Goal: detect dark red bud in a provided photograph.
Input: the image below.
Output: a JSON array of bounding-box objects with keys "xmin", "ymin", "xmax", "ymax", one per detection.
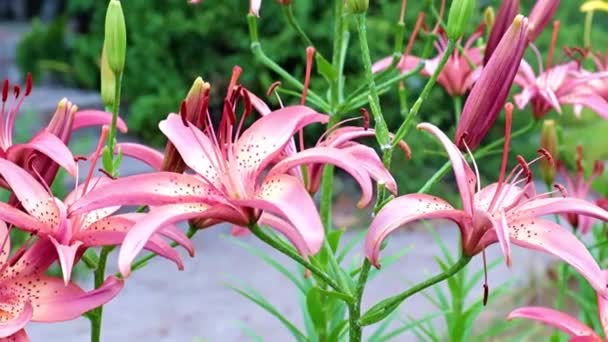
[
  {"xmin": 2, "ymin": 79, "xmax": 9, "ymax": 102},
  {"xmin": 25, "ymin": 73, "xmax": 33, "ymax": 96}
]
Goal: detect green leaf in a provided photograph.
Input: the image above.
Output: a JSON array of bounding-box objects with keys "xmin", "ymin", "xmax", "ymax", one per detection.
[
  {"xmin": 223, "ymin": 235, "xmax": 308, "ymax": 293},
  {"xmin": 227, "ymin": 282, "xmax": 309, "ymax": 342},
  {"xmin": 306, "ymin": 287, "xmax": 327, "ymax": 333},
  {"xmin": 316, "ymin": 287, "xmax": 354, "ymax": 304},
  {"xmin": 236, "ymin": 321, "xmax": 265, "ymax": 342},
  {"xmin": 337, "ymin": 230, "xmax": 366, "ymax": 263},
  {"xmin": 368, "ymin": 310, "xmax": 399, "ymax": 342},
  {"xmin": 328, "ymin": 229, "xmax": 345, "ymax": 253},
  {"xmin": 327, "ymin": 320, "xmax": 348, "ymax": 342},
  {"xmin": 374, "ymin": 312, "xmax": 442, "ymax": 342},
  {"xmin": 315, "ymin": 53, "xmax": 337, "ymax": 81}
]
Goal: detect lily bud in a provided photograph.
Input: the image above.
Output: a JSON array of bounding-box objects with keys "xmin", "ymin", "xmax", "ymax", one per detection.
[
  {"xmin": 100, "ymin": 44, "xmax": 116, "ymax": 108},
  {"xmin": 484, "ymin": 6, "xmax": 495, "ymax": 29},
  {"xmin": 528, "ymin": 0, "xmax": 560, "ymax": 42},
  {"xmin": 162, "ymin": 77, "xmax": 211, "ymax": 173},
  {"xmin": 345, "ymin": 0, "xmax": 369, "ymax": 14},
  {"xmin": 540, "ymin": 120, "xmax": 558, "ymax": 185},
  {"xmin": 456, "ymin": 15, "xmax": 528, "ymax": 149},
  {"xmin": 484, "ymin": 0, "xmax": 519, "ymax": 64},
  {"xmin": 446, "ymin": 0, "xmax": 476, "ymax": 40},
  {"xmin": 104, "ymin": 0, "xmax": 126, "ymax": 75}
]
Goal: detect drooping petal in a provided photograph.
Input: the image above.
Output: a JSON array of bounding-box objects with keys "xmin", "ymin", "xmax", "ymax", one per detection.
[
  {"xmin": 341, "ymin": 144, "xmax": 398, "ymax": 195},
  {"xmin": 508, "ymin": 306, "xmax": 597, "ymax": 338},
  {"xmin": 7, "ymin": 131, "xmax": 76, "ymax": 176},
  {"xmin": 118, "ymin": 203, "xmax": 241, "ymax": 276},
  {"xmin": 1, "ymin": 329, "xmax": 29, "ymax": 341},
  {"xmin": 561, "ymin": 93, "xmax": 608, "ymax": 120},
  {"xmin": 364, "ymin": 194, "xmax": 467, "ymax": 268},
  {"xmin": 235, "ymin": 106, "xmax": 328, "ymax": 183},
  {"xmin": 31, "ymin": 276, "xmax": 123, "ymax": 322},
  {"xmin": 509, "ymin": 218, "xmax": 608, "ymax": 297},
  {"xmin": 258, "ymin": 213, "xmax": 312, "ymax": 257},
  {"xmin": 70, "ymin": 172, "xmax": 218, "ymax": 214},
  {"xmin": 159, "ymin": 114, "xmax": 221, "ymax": 185},
  {"xmin": 417, "ymin": 123, "xmax": 476, "ymax": 216},
  {"xmin": 237, "ymin": 174, "xmax": 325, "ymax": 256},
  {"xmin": 72, "ymin": 109, "xmax": 127, "ymax": 133},
  {"xmin": 116, "ymin": 142, "xmax": 164, "ymax": 171},
  {"xmin": 0, "ymin": 221, "xmax": 10, "ymax": 265},
  {"xmin": 0, "ymin": 202, "xmax": 50, "ymax": 234},
  {"xmin": 49, "ymin": 237, "xmax": 82, "ymax": 285},
  {"xmin": 512, "ymin": 197, "xmax": 608, "ymax": 222},
  {"xmin": 0, "ymin": 159, "xmax": 58, "ymax": 226},
  {"xmin": 0, "ymin": 303, "xmax": 32, "ymax": 338},
  {"xmin": 268, "ymin": 146, "xmax": 373, "ymax": 208}
]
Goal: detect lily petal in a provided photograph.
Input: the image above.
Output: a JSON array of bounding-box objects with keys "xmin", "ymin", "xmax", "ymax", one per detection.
[
  {"xmin": 235, "ymin": 106, "xmax": 328, "ymax": 183},
  {"xmin": 0, "ymin": 303, "xmax": 32, "ymax": 338},
  {"xmin": 269, "ymin": 146, "xmax": 373, "ymax": 208},
  {"xmin": 508, "ymin": 306, "xmax": 597, "ymax": 338},
  {"xmin": 513, "ymin": 197, "xmax": 608, "ymax": 222},
  {"xmin": 365, "ymin": 194, "xmax": 466, "ymax": 268},
  {"xmin": 72, "ymin": 110, "xmax": 127, "ymax": 133},
  {"xmin": 31, "ymin": 276, "xmax": 123, "ymax": 322},
  {"xmin": 341, "ymin": 144, "xmax": 398, "ymax": 195},
  {"xmin": 237, "ymin": 174, "xmax": 324, "ymax": 256},
  {"xmin": 258, "ymin": 213, "xmax": 313, "ymax": 257},
  {"xmin": 116, "ymin": 143, "xmax": 164, "ymax": 171},
  {"xmin": 509, "ymin": 218, "xmax": 607, "ymax": 297},
  {"xmin": 70, "ymin": 172, "xmax": 217, "ymax": 214},
  {"xmin": 1, "ymin": 329, "xmax": 29, "ymax": 341},
  {"xmin": 417, "ymin": 123, "xmax": 476, "ymax": 216},
  {"xmin": 0, "ymin": 202, "xmax": 49, "ymax": 234},
  {"xmin": 49, "ymin": 237, "xmax": 82, "ymax": 285},
  {"xmin": 7, "ymin": 130, "xmax": 76, "ymax": 176}
]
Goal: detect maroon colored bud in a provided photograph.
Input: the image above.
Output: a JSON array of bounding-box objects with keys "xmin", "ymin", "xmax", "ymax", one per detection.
[
  {"xmin": 484, "ymin": 0, "xmax": 519, "ymax": 64},
  {"xmin": 25, "ymin": 73, "xmax": 32, "ymax": 96},
  {"xmin": 528, "ymin": 0, "xmax": 560, "ymax": 42},
  {"xmin": 455, "ymin": 15, "xmax": 529, "ymax": 149}
]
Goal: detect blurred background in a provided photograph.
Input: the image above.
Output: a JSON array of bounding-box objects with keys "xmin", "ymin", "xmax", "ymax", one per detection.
[{"xmin": 1, "ymin": 0, "xmax": 607, "ymax": 340}]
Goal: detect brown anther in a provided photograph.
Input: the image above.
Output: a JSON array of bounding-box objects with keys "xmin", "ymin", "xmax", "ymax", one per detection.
[
  {"xmin": 576, "ymin": 145, "xmax": 584, "ymax": 172},
  {"xmin": 516, "ymin": 155, "xmax": 532, "ymax": 183},
  {"xmin": 266, "ymin": 81, "xmax": 282, "ymax": 97},
  {"xmin": 2, "ymin": 79, "xmax": 9, "ymax": 102},
  {"xmin": 483, "ymin": 284, "xmax": 489, "ymax": 306},
  {"xmin": 180, "ymin": 100, "xmax": 189, "ymax": 127},
  {"xmin": 25, "ymin": 72, "xmax": 33, "ymax": 96},
  {"xmin": 74, "ymin": 155, "xmax": 88, "ymax": 162},
  {"xmin": 593, "ymin": 160, "xmax": 605, "ymax": 176},
  {"xmin": 553, "ymin": 184, "xmax": 568, "ymax": 197},
  {"xmin": 360, "ymin": 108, "xmax": 370, "ymax": 130},
  {"xmin": 537, "ymin": 148, "xmax": 554, "ymax": 166},
  {"xmin": 98, "ymin": 168, "xmax": 116, "ymax": 180}
]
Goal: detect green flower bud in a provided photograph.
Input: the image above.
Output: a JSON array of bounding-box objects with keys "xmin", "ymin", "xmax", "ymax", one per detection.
[
  {"xmin": 540, "ymin": 120, "xmax": 558, "ymax": 185},
  {"xmin": 104, "ymin": 0, "xmax": 126, "ymax": 75},
  {"xmin": 100, "ymin": 44, "xmax": 116, "ymax": 108},
  {"xmin": 345, "ymin": 0, "xmax": 369, "ymax": 14},
  {"xmin": 447, "ymin": 0, "xmax": 476, "ymax": 40}
]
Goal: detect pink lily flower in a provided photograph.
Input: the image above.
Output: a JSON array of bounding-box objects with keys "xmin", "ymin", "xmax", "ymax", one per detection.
[
  {"xmin": 0, "ymin": 223, "xmax": 124, "ymax": 340},
  {"xmin": 557, "ymin": 146, "xmax": 605, "ymax": 234},
  {"xmin": 588, "ymin": 51, "xmax": 608, "ymax": 101},
  {"xmin": 0, "ymin": 147, "xmax": 193, "ymax": 284},
  {"xmin": 364, "ymin": 119, "xmax": 608, "ymax": 297},
  {"xmin": 508, "ymin": 282, "xmax": 608, "ymax": 342},
  {"xmin": 0, "ymin": 77, "xmax": 126, "ymax": 190},
  {"xmin": 69, "ymin": 73, "xmax": 379, "ymax": 276},
  {"xmin": 372, "ymin": 27, "xmax": 484, "ymax": 97},
  {"xmin": 514, "ymin": 60, "xmax": 608, "ymax": 119}
]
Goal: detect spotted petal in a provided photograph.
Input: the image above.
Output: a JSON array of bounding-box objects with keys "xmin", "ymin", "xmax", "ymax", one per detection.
[
  {"xmin": 365, "ymin": 194, "xmax": 467, "ymax": 268},
  {"xmin": 509, "ymin": 218, "xmax": 607, "ymax": 297},
  {"xmin": 0, "ymin": 303, "xmax": 32, "ymax": 338},
  {"xmin": 512, "ymin": 197, "xmax": 608, "ymax": 222}
]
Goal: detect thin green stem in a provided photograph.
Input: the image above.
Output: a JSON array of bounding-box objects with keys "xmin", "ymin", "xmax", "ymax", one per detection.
[
  {"xmin": 359, "ymin": 255, "xmax": 472, "ymax": 326},
  {"xmin": 355, "ymin": 14, "xmax": 390, "ymax": 147},
  {"xmin": 417, "ymin": 120, "xmax": 539, "ymax": 193},
  {"xmin": 330, "ymin": 0, "xmax": 348, "ymax": 112},
  {"xmin": 453, "ymin": 96, "xmax": 462, "ymax": 123},
  {"xmin": 283, "ymin": 4, "xmax": 314, "ymax": 47},
  {"xmin": 392, "ymin": 40, "xmax": 456, "ymax": 148},
  {"xmin": 349, "ymin": 259, "xmax": 371, "ymax": 341},
  {"xmin": 584, "ymin": 11, "xmax": 594, "ymax": 48},
  {"xmin": 90, "ymin": 246, "xmax": 112, "ymax": 342},
  {"xmin": 249, "ymin": 224, "xmax": 344, "ymax": 293}
]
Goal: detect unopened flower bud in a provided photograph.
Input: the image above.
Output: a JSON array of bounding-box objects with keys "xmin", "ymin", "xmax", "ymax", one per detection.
[
  {"xmin": 345, "ymin": 0, "xmax": 369, "ymax": 14},
  {"xmin": 104, "ymin": 0, "xmax": 126, "ymax": 75},
  {"xmin": 446, "ymin": 0, "xmax": 476, "ymax": 40},
  {"xmin": 456, "ymin": 15, "xmax": 528, "ymax": 149},
  {"xmin": 540, "ymin": 120, "xmax": 558, "ymax": 185},
  {"xmin": 484, "ymin": 6, "xmax": 495, "ymax": 29},
  {"xmin": 528, "ymin": 0, "xmax": 559, "ymax": 42},
  {"xmin": 100, "ymin": 44, "xmax": 116, "ymax": 108},
  {"xmin": 162, "ymin": 77, "xmax": 211, "ymax": 173},
  {"xmin": 484, "ymin": 0, "xmax": 519, "ymax": 64}
]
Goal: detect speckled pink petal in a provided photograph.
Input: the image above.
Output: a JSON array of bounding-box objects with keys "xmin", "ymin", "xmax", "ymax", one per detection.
[
  {"xmin": 0, "ymin": 303, "xmax": 32, "ymax": 338},
  {"xmin": 7, "ymin": 131, "xmax": 76, "ymax": 176}
]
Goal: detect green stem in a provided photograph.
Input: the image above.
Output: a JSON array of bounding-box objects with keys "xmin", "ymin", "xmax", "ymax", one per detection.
[
  {"xmin": 249, "ymin": 224, "xmax": 344, "ymax": 293},
  {"xmin": 283, "ymin": 4, "xmax": 314, "ymax": 47},
  {"xmin": 331, "ymin": 0, "xmax": 347, "ymax": 111},
  {"xmin": 355, "ymin": 14, "xmax": 390, "ymax": 147},
  {"xmin": 453, "ymin": 96, "xmax": 462, "ymax": 123},
  {"xmin": 417, "ymin": 120, "xmax": 539, "ymax": 193},
  {"xmin": 90, "ymin": 246, "xmax": 112, "ymax": 342},
  {"xmin": 104, "ymin": 73, "xmax": 122, "ymax": 176},
  {"xmin": 359, "ymin": 255, "xmax": 472, "ymax": 326},
  {"xmin": 349, "ymin": 259, "xmax": 371, "ymax": 341},
  {"xmin": 392, "ymin": 40, "xmax": 456, "ymax": 148},
  {"xmin": 247, "ymin": 15, "xmax": 329, "ymax": 111},
  {"xmin": 584, "ymin": 11, "xmax": 594, "ymax": 48}
]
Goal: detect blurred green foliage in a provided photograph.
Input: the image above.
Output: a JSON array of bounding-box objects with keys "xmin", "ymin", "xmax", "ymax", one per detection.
[{"xmin": 15, "ymin": 0, "xmax": 608, "ymax": 196}]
